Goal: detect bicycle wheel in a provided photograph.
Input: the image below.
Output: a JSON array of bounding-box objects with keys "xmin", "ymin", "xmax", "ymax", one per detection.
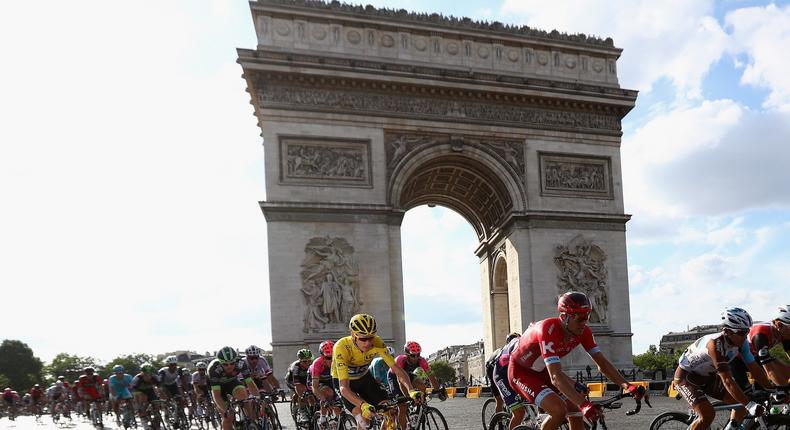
[
  {"xmin": 482, "ymin": 398, "xmax": 497, "ymax": 430},
  {"xmin": 649, "ymin": 411, "xmax": 692, "ymax": 430},
  {"xmin": 290, "ymin": 396, "xmax": 299, "ymax": 422},
  {"xmin": 488, "ymin": 411, "xmax": 511, "ymax": 430},
  {"xmin": 266, "ymin": 402, "xmax": 283, "ymax": 430},
  {"xmin": 338, "ymin": 413, "xmax": 357, "ymax": 430},
  {"xmin": 418, "ymin": 406, "xmax": 448, "ymax": 430},
  {"xmin": 512, "ymin": 425, "xmax": 539, "ymax": 430}
]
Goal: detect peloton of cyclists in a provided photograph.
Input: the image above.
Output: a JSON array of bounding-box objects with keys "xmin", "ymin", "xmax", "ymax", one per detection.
[{"xmin": 208, "ymin": 346, "xmax": 260, "ymax": 430}]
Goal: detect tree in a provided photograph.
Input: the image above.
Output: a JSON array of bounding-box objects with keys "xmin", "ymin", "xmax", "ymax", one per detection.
[
  {"xmin": 0, "ymin": 340, "xmax": 44, "ymax": 389},
  {"xmin": 632, "ymin": 344, "xmax": 681, "ymax": 372},
  {"xmin": 44, "ymin": 353, "xmax": 101, "ymax": 383},
  {"xmin": 104, "ymin": 353, "xmax": 163, "ymax": 375},
  {"xmin": 420, "ymin": 360, "xmax": 456, "ymax": 385},
  {"xmin": 0, "ymin": 374, "xmax": 10, "ymax": 389}
]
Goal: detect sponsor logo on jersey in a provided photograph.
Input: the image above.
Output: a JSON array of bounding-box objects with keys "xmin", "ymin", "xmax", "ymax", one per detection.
[{"xmin": 542, "ymin": 341, "xmax": 555, "ymax": 353}]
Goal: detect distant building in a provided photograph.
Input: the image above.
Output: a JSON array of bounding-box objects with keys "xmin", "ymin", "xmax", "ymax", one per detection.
[
  {"xmin": 428, "ymin": 340, "xmax": 485, "ymax": 385},
  {"xmin": 659, "ymin": 325, "xmax": 719, "ymax": 354}
]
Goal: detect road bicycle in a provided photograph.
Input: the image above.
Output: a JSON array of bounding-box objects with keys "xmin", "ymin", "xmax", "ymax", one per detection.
[
  {"xmin": 337, "ymin": 397, "xmax": 412, "ymax": 430},
  {"xmin": 649, "ymin": 389, "xmax": 790, "ymax": 430},
  {"xmin": 406, "ymin": 387, "xmax": 449, "ymax": 430}
]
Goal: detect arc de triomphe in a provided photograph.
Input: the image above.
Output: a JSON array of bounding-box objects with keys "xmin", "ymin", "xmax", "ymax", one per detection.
[{"xmin": 238, "ymin": 0, "xmax": 638, "ymax": 378}]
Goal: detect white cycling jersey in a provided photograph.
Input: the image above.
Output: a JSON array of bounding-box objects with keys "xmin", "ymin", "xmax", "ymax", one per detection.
[{"xmin": 678, "ymin": 332, "xmax": 755, "ymax": 376}]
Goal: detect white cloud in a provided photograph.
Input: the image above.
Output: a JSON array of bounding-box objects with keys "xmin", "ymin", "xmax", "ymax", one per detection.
[
  {"xmin": 726, "ymin": 4, "xmax": 790, "ymax": 111},
  {"xmin": 499, "ymin": 0, "xmax": 727, "ymax": 98}
]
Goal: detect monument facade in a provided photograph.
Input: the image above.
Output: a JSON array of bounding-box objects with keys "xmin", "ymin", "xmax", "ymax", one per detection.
[{"xmin": 238, "ymin": 0, "xmax": 638, "ymax": 378}]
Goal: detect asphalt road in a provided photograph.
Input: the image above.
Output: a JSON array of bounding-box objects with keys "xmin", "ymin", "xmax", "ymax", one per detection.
[{"xmin": 0, "ymin": 396, "xmax": 736, "ymax": 430}]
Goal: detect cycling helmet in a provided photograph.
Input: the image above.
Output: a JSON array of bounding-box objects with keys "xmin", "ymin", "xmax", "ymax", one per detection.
[
  {"xmin": 84, "ymin": 367, "xmax": 95, "ymax": 373},
  {"xmin": 505, "ymin": 332, "xmax": 521, "ymax": 344},
  {"xmin": 557, "ymin": 292, "xmax": 592, "ymax": 314},
  {"xmin": 773, "ymin": 305, "xmax": 790, "ymax": 325},
  {"xmin": 404, "ymin": 341, "xmax": 422, "ymax": 355},
  {"xmin": 57, "ymin": 376, "xmax": 65, "ymax": 380},
  {"xmin": 721, "ymin": 307, "xmax": 753, "ymax": 330},
  {"xmin": 34, "ymin": 384, "xmax": 40, "ymax": 388},
  {"xmin": 349, "ymin": 313, "xmax": 377, "ymax": 337},
  {"xmin": 112, "ymin": 365, "xmax": 125, "ymax": 373},
  {"xmin": 3, "ymin": 388, "xmax": 10, "ymax": 392},
  {"xmin": 141, "ymin": 363, "xmax": 155, "ymax": 374},
  {"xmin": 319, "ymin": 341, "xmax": 334, "ymax": 357},
  {"xmin": 217, "ymin": 346, "xmax": 239, "ymax": 363},
  {"xmin": 165, "ymin": 355, "xmax": 178, "ymax": 365},
  {"xmin": 245, "ymin": 345, "xmax": 262, "ymax": 357},
  {"xmin": 196, "ymin": 361, "xmax": 207, "ymax": 370},
  {"xmin": 297, "ymin": 349, "xmax": 313, "ymax": 361},
  {"xmin": 386, "ymin": 346, "xmax": 395, "ymax": 356}
]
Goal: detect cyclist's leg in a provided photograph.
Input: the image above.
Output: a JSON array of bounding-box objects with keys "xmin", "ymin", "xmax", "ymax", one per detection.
[{"xmin": 674, "ymin": 368, "xmax": 716, "ymax": 430}]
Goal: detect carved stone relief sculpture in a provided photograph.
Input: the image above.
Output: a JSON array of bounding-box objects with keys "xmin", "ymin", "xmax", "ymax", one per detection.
[
  {"xmin": 300, "ymin": 237, "xmax": 361, "ymax": 333},
  {"xmin": 554, "ymin": 235, "xmax": 608, "ymax": 324},
  {"xmin": 539, "ymin": 152, "xmax": 612, "ymax": 199},
  {"xmin": 279, "ymin": 137, "xmax": 372, "ymax": 187}
]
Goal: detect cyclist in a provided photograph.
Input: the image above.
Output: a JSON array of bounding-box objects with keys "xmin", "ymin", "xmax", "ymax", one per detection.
[
  {"xmin": 286, "ymin": 348, "xmax": 315, "ymax": 422},
  {"xmin": 130, "ymin": 362, "xmax": 162, "ymax": 430},
  {"xmin": 310, "ymin": 340, "xmax": 342, "ymax": 428},
  {"xmin": 388, "ymin": 341, "xmax": 443, "ymax": 430},
  {"xmin": 486, "ymin": 332, "xmax": 521, "ymax": 415},
  {"xmin": 191, "ymin": 361, "xmax": 210, "ymax": 414},
  {"xmin": 369, "ymin": 346, "xmax": 395, "ymax": 393},
  {"xmin": 46, "ymin": 380, "xmax": 71, "ymax": 418},
  {"xmin": 178, "ymin": 366, "xmax": 196, "ymax": 420},
  {"xmin": 748, "ymin": 305, "xmax": 790, "ymax": 385},
  {"xmin": 333, "ymin": 313, "xmax": 422, "ymax": 430},
  {"xmin": 207, "ymin": 346, "xmax": 260, "ymax": 430},
  {"xmin": 241, "ymin": 345, "xmax": 281, "ymax": 393},
  {"xmin": 28, "ymin": 384, "xmax": 45, "ymax": 415},
  {"xmin": 76, "ymin": 367, "xmax": 105, "ymax": 420},
  {"xmin": 108, "ymin": 365, "xmax": 134, "ymax": 417},
  {"xmin": 158, "ymin": 355, "xmax": 187, "ymax": 416},
  {"xmin": 675, "ymin": 307, "xmax": 775, "ymax": 430},
  {"xmin": 2, "ymin": 388, "xmax": 19, "ymax": 418},
  {"xmin": 507, "ymin": 292, "xmax": 646, "ymax": 430}
]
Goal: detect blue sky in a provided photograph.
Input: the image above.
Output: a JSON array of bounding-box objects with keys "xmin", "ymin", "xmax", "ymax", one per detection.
[{"xmin": 1, "ymin": 0, "xmax": 788, "ymax": 363}]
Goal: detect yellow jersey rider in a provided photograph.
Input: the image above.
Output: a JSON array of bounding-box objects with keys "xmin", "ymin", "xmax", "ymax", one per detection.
[{"xmin": 332, "ymin": 314, "xmax": 422, "ymax": 430}]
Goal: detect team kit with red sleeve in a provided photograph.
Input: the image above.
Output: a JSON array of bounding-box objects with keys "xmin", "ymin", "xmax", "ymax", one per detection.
[{"xmin": 508, "ymin": 317, "xmax": 600, "ymax": 407}]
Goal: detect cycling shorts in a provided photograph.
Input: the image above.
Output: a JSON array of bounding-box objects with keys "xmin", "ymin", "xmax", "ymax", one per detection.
[
  {"xmin": 673, "ymin": 367, "xmax": 726, "ymax": 406},
  {"xmin": 162, "ymin": 384, "xmax": 179, "ymax": 397},
  {"xmin": 509, "ymin": 366, "xmax": 577, "ymax": 412},
  {"xmin": 111, "ymin": 390, "xmax": 133, "ymax": 401},
  {"xmin": 493, "ymin": 360, "xmax": 522, "ymax": 410},
  {"xmin": 213, "ymin": 379, "xmax": 246, "ymax": 401},
  {"xmin": 486, "ymin": 361, "xmax": 498, "ymax": 397},
  {"xmin": 133, "ymin": 387, "xmax": 158, "ymax": 402},
  {"xmin": 340, "ymin": 371, "xmax": 388, "ymax": 413}
]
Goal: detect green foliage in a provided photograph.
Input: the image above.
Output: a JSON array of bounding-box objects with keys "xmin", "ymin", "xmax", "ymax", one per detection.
[
  {"xmin": 632, "ymin": 344, "xmax": 682, "ymax": 371},
  {"xmin": 104, "ymin": 353, "xmax": 162, "ymax": 376},
  {"xmin": 44, "ymin": 353, "xmax": 101, "ymax": 383},
  {"xmin": 424, "ymin": 360, "xmax": 455, "ymax": 385},
  {"xmin": 769, "ymin": 344, "xmax": 790, "ymax": 365},
  {"xmin": 0, "ymin": 374, "xmax": 10, "ymax": 389},
  {"xmin": 0, "ymin": 340, "xmax": 44, "ymax": 389}
]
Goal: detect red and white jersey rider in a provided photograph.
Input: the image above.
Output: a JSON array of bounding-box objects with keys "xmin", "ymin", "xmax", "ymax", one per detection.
[{"xmin": 507, "ymin": 292, "xmax": 646, "ymax": 430}]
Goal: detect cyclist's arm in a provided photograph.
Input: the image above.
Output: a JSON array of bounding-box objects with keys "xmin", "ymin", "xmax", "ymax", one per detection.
[
  {"xmin": 546, "ymin": 361, "xmax": 587, "ymax": 407},
  {"xmin": 741, "ymin": 342, "xmax": 774, "ymax": 389},
  {"xmin": 390, "ymin": 364, "xmax": 415, "ymax": 393},
  {"xmin": 265, "ymin": 374, "xmax": 281, "ymax": 391},
  {"xmin": 707, "ymin": 341, "xmax": 750, "ymax": 406},
  {"xmin": 338, "ymin": 378, "xmax": 366, "ymax": 408},
  {"xmin": 244, "ymin": 377, "xmax": 259, "ymax": 398},
  {"xmin": 311, "ymin": 377, "xmax": 322, "ymax": 400},
  {"xmin": 210, "ymin": 387, "xmax": 226, "ymax": 414}
]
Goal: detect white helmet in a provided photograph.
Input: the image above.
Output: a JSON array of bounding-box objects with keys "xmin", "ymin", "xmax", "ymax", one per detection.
[
  {"xmin": 721, "ymin": 307, "xmax": 753, "ymax": 330},
  {"xmin": 773, "ymin": 305, "xmax": 790, "ymax": 325},
  {"xmin": 165, "ymin": 355, "xmax": 178, "ymax": 365},
  {"xmin": 245, "ymin": 345, "xmax": 262, "ymax": 357},
  {"xmin": 196, "ymin": 362, "xmax": 207, "ymax": 370}
]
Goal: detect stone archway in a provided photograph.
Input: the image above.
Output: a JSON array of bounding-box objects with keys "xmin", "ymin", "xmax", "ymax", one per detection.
[{"xmin": 239, "ymin": 0, "xmax": 638, "ymax": 378}]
